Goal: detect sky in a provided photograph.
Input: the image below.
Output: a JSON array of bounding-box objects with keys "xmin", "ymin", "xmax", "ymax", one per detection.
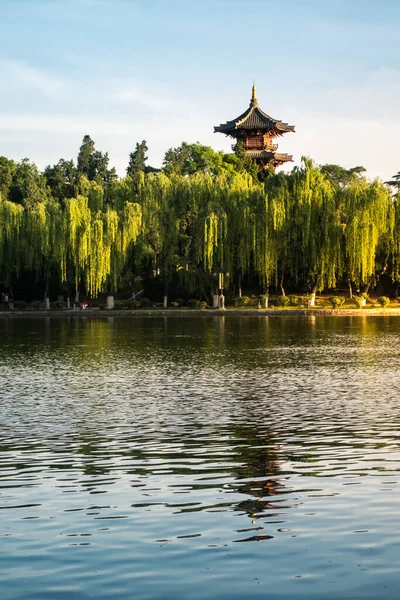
[{"xmin": 1, "ymin": 0, "xmax": 400, "ymax": 181}]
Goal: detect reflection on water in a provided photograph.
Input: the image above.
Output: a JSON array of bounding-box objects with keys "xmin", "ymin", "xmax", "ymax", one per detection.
[{"xmin": 1, "ymin": 316, "xmax": 400, "ymax": 599}]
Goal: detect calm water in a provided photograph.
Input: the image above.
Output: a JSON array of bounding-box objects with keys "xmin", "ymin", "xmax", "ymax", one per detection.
[{"xmin": 1, "ymin": 316, "xmax": 400, "ymax": 599}]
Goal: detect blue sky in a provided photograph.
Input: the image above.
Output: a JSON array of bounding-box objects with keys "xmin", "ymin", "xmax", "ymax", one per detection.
[{"xmin": 1, "ymin": 0, "xmax": 400, "ymax": 180}]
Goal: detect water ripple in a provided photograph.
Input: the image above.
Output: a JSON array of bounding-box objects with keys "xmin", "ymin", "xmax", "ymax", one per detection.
[{"xmin": 1, "ymin": 316, "xmax": 400, "ymax": 599}]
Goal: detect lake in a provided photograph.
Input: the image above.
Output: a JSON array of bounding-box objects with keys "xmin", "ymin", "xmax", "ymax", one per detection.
[{"xmin": 1, "ymin": 315, "xmax": 400, "ymax": 599}]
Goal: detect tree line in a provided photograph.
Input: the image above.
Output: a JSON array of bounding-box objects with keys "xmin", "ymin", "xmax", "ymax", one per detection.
[{"xmin": 0, "ymin": 135, "xmax": 399, "ymax": 305}]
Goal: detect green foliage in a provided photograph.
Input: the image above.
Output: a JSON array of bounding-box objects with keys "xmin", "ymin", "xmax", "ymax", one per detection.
[
  {"xmin": 353, "ymin": 296, "xmax": 364, "ymax": 308},
  {"xmin": 234, "ymin": 296, "xmax": 250, "ymax": 307},
  {"xmin": 320, "ymin": 164, "xmax": 366, "ymax": 187},
  {"xmin": 14, "ymin": 300, "xmax": 27, "ymax": 310},
  {"xmin": 329, "ymin": 296, "xmax": 344, "ymax": 308},
  {"xmin": 76, "ymin": 135, "xmax": 117, "ymax": 188},
  {"xmin": 233, "ymin": 142, "xmax": 259, "ymax": 180},
  {"xmin": 0, "ymin": 157, "xmax": 17, "ymax": 199},
  {"xmin": 278, "ymin": 296, "xmax": 290, "ymax": 307},
  {"xmin": 140, "ymin": 297, "xmax": 152, "ymax": 308},
  {"xmin": 77, "ymin": 135, "xmax": 95, "ymax": 177},
  {"xmin": 386, "ymin": 172, "xmax": 400, "ymax": 189},
  {"xmin": 162, "ymin": 142, "xmax": 254, "ymax": 178},
  {"xmin": 288, "ymin": 294, "xmax": 298, "ymax": 306},
  {"xmin": 0, "ymin": 142, "xmax": 399, "ymax": 307},
  {"xmin": 127, "ymin": 141, "xmax": 148, "ymax": 176},
  {"xmin": 30, "ymin": 300, "xmax": 43, "ymax": 310},
  {"xmin": 377, "ymin": 296, "xmax": 390, "ymax": 307},
  {"xmin": 44, "ymin": 159, "xmax": 78, "ymax": 201},
  {"xmin": 187, "ymin": 298, "xmax": 200, "ymax": 308}
]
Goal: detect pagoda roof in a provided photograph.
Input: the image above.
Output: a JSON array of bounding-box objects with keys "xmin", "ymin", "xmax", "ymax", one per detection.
[{"xmin": 214, "ymin": 86, "xmax": 295, "ymax": 138}]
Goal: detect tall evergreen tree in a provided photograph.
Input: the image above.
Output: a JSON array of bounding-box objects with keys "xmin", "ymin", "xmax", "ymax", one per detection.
[
  {"xmin": 77, "ymin": 135, "xmax": 95, "ymax": 178},
  {"xmin": 127, "ymin": 141, "xmax": 148, "ymax": 176}
]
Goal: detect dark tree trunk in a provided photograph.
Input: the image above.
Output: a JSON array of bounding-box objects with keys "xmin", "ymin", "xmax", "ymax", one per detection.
[
  {"xmin": 348, "ymin": 279, "xmax": 353, "ymax": 299},
  {"xmin": 362, "ymin": 257, "xmax": 388, "ymax": 295}
]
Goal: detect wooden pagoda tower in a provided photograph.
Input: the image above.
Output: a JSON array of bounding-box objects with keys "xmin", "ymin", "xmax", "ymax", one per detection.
[{"xmin": 214, "ymin": 86, "xmax": 295, "ymax": 171}]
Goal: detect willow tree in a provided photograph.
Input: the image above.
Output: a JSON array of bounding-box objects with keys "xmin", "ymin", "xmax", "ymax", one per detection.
[
  {"xmin": 391, "ymin": 192, "xmax": 400, "ymax": 292},
  {"xmin": 65, "ymin": 189, "xmax": 142, "ymax": 300},
  {"xmin": 105, "ymin": 201, "xmax": 142, "ymax": 304},
  {"xmin": 342, "ymin": 178, "xmax": 393, "ymax": 292},
  {"xmin": 137, "ymin": 172, "xmax": 182, "ymax": 306},
  {"xmin": 251, "ymin": 173, "xmax": 290, "ymax": 296},
  {"xmin": 221, "ymin": 172, "xmax": 258, "ymax": 297},
  {"xmin": 21, "ymin": 198, "xmax": 67, "ymax": 305},
  {"xmin": 65, "ymin": 195, "xmax": 92, "ymax": 300},
  {"xmin": 289, "ymin": 158, "xmax": 342, "ymax": 303},
  {"xmin": 187, "ymin": 173, "xmax": 231, "ymax": 304},
  {"xmin": 0, "ymin": 194, "xmax": 24, "ymax": 287}
]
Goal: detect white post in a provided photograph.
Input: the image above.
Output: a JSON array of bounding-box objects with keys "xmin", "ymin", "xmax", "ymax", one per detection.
[
  {"xmin": 213, "ymin": 294, "xmax": 219, "ymax": 308},
  {"xmin": 163, "ymin": 295, "xmax": 168, "ymax": 309},
  {"xmin": 67, "ymin": 297, "xmax": 70, "ymax": 310},
  {"xmin": 263, "ymin": 296, "xmax": 268, "ymax": 309},
  {"xmin": 106, "ymin": 295, "xmax": 114, "ymax": 310},
  {"xmin": 45, "ymin": 297, "xmax": 50, "ymax": 310},
  {"xmin": 309, "ymin": 294, "xmax": 316, "ymax": 307},
  {"xmin": 219, "ymin": 295, "xmax": 225, "ymax": 310}
]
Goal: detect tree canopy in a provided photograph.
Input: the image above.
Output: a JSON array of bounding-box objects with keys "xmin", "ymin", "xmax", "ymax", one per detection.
[{"xmin": 0, "ymin": 136, "xmax": 398, "ymax": 304}]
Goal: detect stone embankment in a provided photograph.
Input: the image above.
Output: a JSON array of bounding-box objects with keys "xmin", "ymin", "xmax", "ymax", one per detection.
[{"xmin": 1, "ymin": 308, "xmax": 400, "ymax": 318}]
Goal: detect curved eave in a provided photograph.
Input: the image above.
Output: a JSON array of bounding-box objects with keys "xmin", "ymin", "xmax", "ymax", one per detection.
[
  {"xmin": 214, "ymin": 126, "xmax": 294, "ymax": 139},
  {"xmin": 214, "ymin": 104, "xmax": 294, "ymax": 136}
]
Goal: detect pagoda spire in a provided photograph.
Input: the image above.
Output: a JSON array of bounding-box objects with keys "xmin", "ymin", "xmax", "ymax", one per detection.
[{"xmin": 250, "ymin": 84, "xmax": 258, "ymax": 107}]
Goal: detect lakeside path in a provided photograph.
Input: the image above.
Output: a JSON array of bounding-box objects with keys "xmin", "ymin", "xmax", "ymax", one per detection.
[{"xmin": 2, "ymin": 308, "xmax": 400, "ymax": 318}]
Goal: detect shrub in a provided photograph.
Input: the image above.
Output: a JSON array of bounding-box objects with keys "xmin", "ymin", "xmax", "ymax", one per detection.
[
  {"xmin": 170, "ymin": 301, "xmax": 180, "ymax": 308},
  {"xmin": 277, "ymin": 296, "xmax": 290, "ymax": 307},
  {"xmin": 133, "ymin": 300, "xmax": 141, "ymax": 309},
  {"xmin": 377, "ymin": 296, "xmax": 390, "ymax": 307},
  {"xmin": 175, "ymin": 298, "xmax": 184, "ymax": 307},
  {"xmin": 353, "ymin": 296, "xmax": 363, "ymax": 308},
  {"xmin": 14, "ymin": 300, "xmax": 28, "ymax": 310},
  {"xmin": 198, "ymin": 301, "xmax": 207, "ymax": 310},
  {"xmin": 187, "ymin": 298, "xmax": 200, "ymax": 308},
  {"xmin": 288, "ymin": 294, "xmax": 298, "ymax": 306},
  {"xmin": 329, "ymin": 296, "xmax": 344, "ymax": 309},
  {"xmin": 140, "ymin": 297, "xmax": 152, "ymax": 308},
  {"xmin": 361, "ymin": 292, "xmax": 369, "ymax": 300},
  {"xmin": 30, "ymin": 301, "xmax": 43, "ymax": 310},
  {"xmin": 114, "ymin": 301, "xmax": 127, "ymax": 309},
  {"xmin": 234, "ymin": 296, "xmax": 250, "ymax": 307},
  {"xmin": 124, "ymin": 299, "xmax": 138, "ymax": 309}
]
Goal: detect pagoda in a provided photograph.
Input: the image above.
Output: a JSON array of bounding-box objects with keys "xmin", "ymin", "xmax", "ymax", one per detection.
[{"xmin": 214, "ymin": 86, "xmax": 295, "ymax": 171}]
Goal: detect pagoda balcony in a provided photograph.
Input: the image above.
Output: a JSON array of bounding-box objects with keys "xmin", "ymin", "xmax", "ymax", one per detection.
[{"xmin": 244, "ymin": 140, "xmax": 278, "ymax": 152}]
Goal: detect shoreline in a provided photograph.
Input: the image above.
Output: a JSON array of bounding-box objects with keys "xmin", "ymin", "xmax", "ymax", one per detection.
[{"xmin": 1, "ymin": 308, "xmax": 400, "ymax": 318}]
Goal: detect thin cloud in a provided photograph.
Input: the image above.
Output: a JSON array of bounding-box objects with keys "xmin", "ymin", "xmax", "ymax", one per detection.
[
  {"xmin": 109, "ymin": 86, "xmax": 173, "ymax": 111},
  {"xmin": 0, "ymin": 58, "xmax": 66, "ymax": 97}
]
